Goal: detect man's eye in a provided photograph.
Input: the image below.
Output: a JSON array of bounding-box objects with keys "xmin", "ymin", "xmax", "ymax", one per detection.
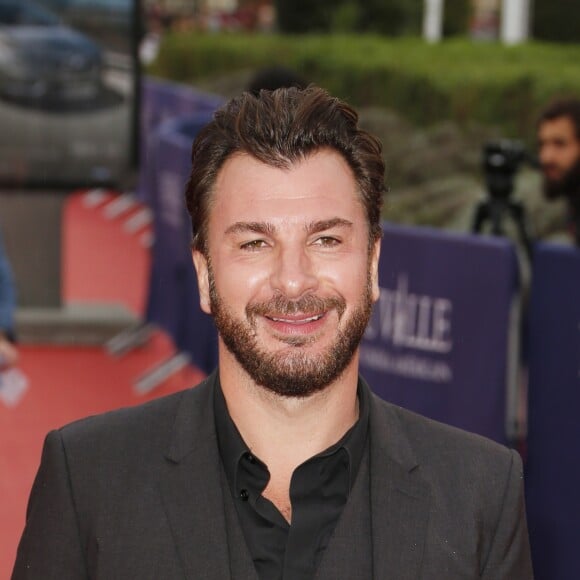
[
  {"xmin": 240, "ymin": 240, "xmax": 267, "ymax": 250},
  {"xmin": 313, "ymin": 236, "xmax": 340, "ymax": 247}
]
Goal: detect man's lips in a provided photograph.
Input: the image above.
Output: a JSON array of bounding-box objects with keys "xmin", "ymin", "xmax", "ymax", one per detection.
[
  {"xmin": 266, "ymin": 313, "xmax": 324, "ymax": 324},
  {"xmin": 542, "ymin": 164, "xmax": 562, "ymax": 179},
  {"xmin": 247, "ymin": 294, "xmax": 346, "ymax": 339},
  {"xmin": 262, "ymin": 311, "xmax": 328, "ymax": 335}
]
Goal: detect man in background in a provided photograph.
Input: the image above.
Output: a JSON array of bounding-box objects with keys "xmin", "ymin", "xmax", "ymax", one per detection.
[{"xmin": 537, "ymin": 98, "xmax": 580, "ymax": 246}]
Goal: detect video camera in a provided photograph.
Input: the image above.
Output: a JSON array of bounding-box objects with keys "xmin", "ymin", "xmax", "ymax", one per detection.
[
  {"xmin": 473, "ymin": 139, "xmax": 537, "ymax": 259},
  {"xmin": 482, "ymin": 140, "xmax": 536, "ymax": 200}
]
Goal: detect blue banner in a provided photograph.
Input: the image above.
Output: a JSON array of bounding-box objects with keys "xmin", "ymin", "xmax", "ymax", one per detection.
[
  {"xmin": 144, "ymin": 113, "xmax": 219, "ymax": 374},
  {"xmin": 525, "ymin": 243, "xmax": 580, "ymax": 580},
  {"xmin": 360, "ymin": 223, "xmax": 520, "ymax": 443},
  {"xmin": 136, "ymin": 79, "xmax": 224, "ymax": 374},
  {"xmin": 138, "ymin": 79, "xmax": 223, "ymax": 206},
  {"xmin": 141, "ymin": 78, "xmax": 223, "ymax": 134}
]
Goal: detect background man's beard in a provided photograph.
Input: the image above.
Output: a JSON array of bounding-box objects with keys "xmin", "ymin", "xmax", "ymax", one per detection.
[
  {"xmin": 208, "ymin": 269, "xmax": 373, "ymax": 398},
  {"xmin": 542, "ymin": 157, "xmax": 580, "ymax": 200}
]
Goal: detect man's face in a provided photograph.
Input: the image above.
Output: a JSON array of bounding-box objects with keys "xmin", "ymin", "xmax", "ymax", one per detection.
[
  {"xmin": 538, "ymin": 116, "xmax": 580, "ymax": 199},
  {"xmin": 193, "ymin": 149, "xmax": 380, "ymax": 398}
]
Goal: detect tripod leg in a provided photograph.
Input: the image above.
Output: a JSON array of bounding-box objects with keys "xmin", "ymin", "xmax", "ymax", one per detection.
[
  {"xmin": 472, "ymin": 201, "xmax": 490, "ymax": 234},
  {"xmin": 509, "ymin": 202, "xmax": 533, "ymax": 262}
]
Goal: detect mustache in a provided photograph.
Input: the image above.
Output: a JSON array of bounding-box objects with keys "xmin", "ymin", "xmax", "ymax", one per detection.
[
  {"xmin": 246, "ymin": 294, "xmax": 346, "ymax": 319},
  {"xmin": 540, "ymin": 163, "xmax": 558, "ymax": 173}
]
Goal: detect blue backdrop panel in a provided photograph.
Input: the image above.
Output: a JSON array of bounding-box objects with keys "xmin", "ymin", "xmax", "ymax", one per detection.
[
  {"xmin": 360, "ymin": 223, "xmax": 519, "ymax": 443},
  {"xmin": 525, "ymin": 243, "xmax": 580, "ymax": 580},
  {"xmin": 138, "ymin": 78, "xmax": 223, "ymax": 205},
  {"xmin": 144, "ymin": 113, "xmax": 218, "ymax": 374}
]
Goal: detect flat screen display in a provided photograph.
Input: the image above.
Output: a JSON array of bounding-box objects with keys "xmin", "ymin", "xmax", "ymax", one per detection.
[{"xmin": 0, "ymin": 0, "xmax": 138, "ymax": 188}]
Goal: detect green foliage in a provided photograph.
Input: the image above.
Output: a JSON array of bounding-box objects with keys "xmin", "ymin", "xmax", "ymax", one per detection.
[
  {"xmin": 275, "ymin": 0, "xmax": 421, "ymax": 35},
  {"xmin": 533, "ymin": 0, "xmax": 580, "ymax": 43},
  {"xmin": 357, "ymin": 0, "xmax": 421, "ymax": 35},
  {"xmin": 331, "ymin": 2, "xmax": 361, "ymax": 34},
  {"xmin": 274, "ymin": 0, "xmax": 336, "ymax": 33},
  {"xmin": 149, "ymin": 34, "xmax": 580, "ymax": 140}
]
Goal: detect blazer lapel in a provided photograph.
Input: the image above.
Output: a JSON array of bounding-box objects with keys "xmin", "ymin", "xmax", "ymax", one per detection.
[
  {"xmin": 367, "ymin": 386, "xmax": 431, "ymax": 580},
  {"xmin": 160, "ymin": 373, "xmax": 232, "ymax": 580}
]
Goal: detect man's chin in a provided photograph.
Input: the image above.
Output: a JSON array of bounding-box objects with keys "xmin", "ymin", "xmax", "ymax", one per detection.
[
  {"xmin": 270, "ymin": 331, "xmax": 325, "ymax": 348},
  {"xmin": 255, "ymin": 366, "xmax": 343, "ymax": 399},
  {"xmin": 543, "ymin": 180, "xmax": 565, "ymax": 200},
  {"xmin": 233, "ymin": 341, "xmax": 355, "ymax": 398},
  {"xmin": 542, "ymin": 160, "xmax": 580, "ymax": 200},
  {"xmin": 252, "ymin": 364, "xmax": 337, "ymax": 399},
  {"xmin": 268, "ymin": 334, "xmax": 318, "ymax": 352}
]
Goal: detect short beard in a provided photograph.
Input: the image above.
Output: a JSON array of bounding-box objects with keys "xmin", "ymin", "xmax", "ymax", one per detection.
[
  {"xmin": 542, "ymin": 157, "xmax": 580, "ymax": 200},
  {"xmin": 208, "ymin": 263, "xmax": 373, "ymax": 399}
]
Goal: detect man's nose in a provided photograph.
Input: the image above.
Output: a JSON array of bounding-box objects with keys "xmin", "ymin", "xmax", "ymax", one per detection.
[
  {"xmin": 539, "ymin": 144, "xmax": 555, "ymax": 166},
  {"xmin": 269, "ymin": 246, "xmax": 318, "ymax": 299}
]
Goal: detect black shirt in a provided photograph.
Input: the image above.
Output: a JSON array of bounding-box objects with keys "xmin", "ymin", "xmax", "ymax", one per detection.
[{"xmin": 214, "ymin": 379, "xmax": 369, "ymax": 580}]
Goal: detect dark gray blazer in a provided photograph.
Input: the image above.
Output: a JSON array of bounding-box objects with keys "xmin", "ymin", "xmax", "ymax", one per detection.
[{"xmin": 12, "ymin": 373, "xmax": 533, "ymax": 579}]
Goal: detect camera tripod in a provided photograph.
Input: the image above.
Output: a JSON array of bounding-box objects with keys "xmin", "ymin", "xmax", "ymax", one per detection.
[{"xmin": 472, "ymin": 196, "xmax": 532, "ymax": 261}]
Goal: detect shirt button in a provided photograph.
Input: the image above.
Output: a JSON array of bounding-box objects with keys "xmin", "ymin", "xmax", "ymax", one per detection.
[
  {"xmin": 239, "ymin": 489, "xmax": 249, "ymax": 501},
  {"xmin": 246, "ymin": 453, "xmax": 256, "ymax": 464}
]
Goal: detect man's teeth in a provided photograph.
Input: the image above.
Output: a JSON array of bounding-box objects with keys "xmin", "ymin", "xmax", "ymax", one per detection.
[{"xmin": 270, "ymin": 314, "xmax": 323, "ymax": 323}]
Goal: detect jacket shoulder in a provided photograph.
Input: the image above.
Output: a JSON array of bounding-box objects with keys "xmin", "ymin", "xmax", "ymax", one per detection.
[
  {"xmin": 58, "ymin": 374, "xmax": 213, "ymax": 453},
  {"xmin": 370, "ymin": 393, "xmax": 518, "ymax": 483}
]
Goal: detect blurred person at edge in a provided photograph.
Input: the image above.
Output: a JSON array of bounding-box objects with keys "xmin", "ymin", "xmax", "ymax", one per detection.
[
  {"xmin": 537, "ymin": 98, "xmax": 580, "ymax": 246},
  {"xmin": 0, "ymin": 227, "xmax": 18, "ymax": 369}
]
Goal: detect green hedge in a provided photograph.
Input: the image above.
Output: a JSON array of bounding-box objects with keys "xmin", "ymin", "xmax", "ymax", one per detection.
[{"xmin": 149, "ymin": 34, "xmax": 580, "ymax": 139}]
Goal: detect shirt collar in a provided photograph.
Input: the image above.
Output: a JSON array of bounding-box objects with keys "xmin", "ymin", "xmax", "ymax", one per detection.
[
  {"xmin": 214, "ymin": 376, "xmax": 369, "ymax": 494},
  {"xmin": 214, "ymin": 376, "xmax": 255, "ymax": 494}
]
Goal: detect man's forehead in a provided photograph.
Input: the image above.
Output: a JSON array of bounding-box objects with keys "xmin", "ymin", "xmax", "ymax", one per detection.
[
  {"xmin": 539, "ymin": 116, "xmax": 578, "ymax": 140},
  {"xmin": 207, "ymin": 150, "xmax": 368, "ymax": 238},
  {"xmin": 212, "ymin": 149, "xmax": 359, "ymax": 200}
]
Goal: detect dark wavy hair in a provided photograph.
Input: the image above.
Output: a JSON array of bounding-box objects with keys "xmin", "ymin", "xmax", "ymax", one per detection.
[{"xmin": 185, "ymin": 86, "xmax": 386, "ymax": 254}]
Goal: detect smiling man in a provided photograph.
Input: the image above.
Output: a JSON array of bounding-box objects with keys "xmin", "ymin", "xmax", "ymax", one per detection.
[{"xmin": 13, "ymin": 87, "xmax": 533, "ymax": 579}]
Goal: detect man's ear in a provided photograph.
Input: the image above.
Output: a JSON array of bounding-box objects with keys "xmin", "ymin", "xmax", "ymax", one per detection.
[
  {"xmin": 192, "ymin": 250, "xmax": 212, "ymax": 314},
  {"xmin": 370, "ymin": 238, "xmax": 381, "ymax": 303}
]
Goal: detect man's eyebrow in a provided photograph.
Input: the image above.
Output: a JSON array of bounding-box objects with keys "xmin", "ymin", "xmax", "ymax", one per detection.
[
  {"xmin": 224, "ymin": 222, "xmax": 276, "ymax": 236},
  {"xmin": 224, "ymin": 218, "xmax": 353, "ymax": 237},
  {"xmin": 305, "ymin": 218, "xmax": 353, "ymax": 235}
]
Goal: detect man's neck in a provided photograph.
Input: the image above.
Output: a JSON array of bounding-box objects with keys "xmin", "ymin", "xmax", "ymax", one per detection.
[{"xmin": 218, "ymin": 348, "xmax": 360, "ymax": 516}]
